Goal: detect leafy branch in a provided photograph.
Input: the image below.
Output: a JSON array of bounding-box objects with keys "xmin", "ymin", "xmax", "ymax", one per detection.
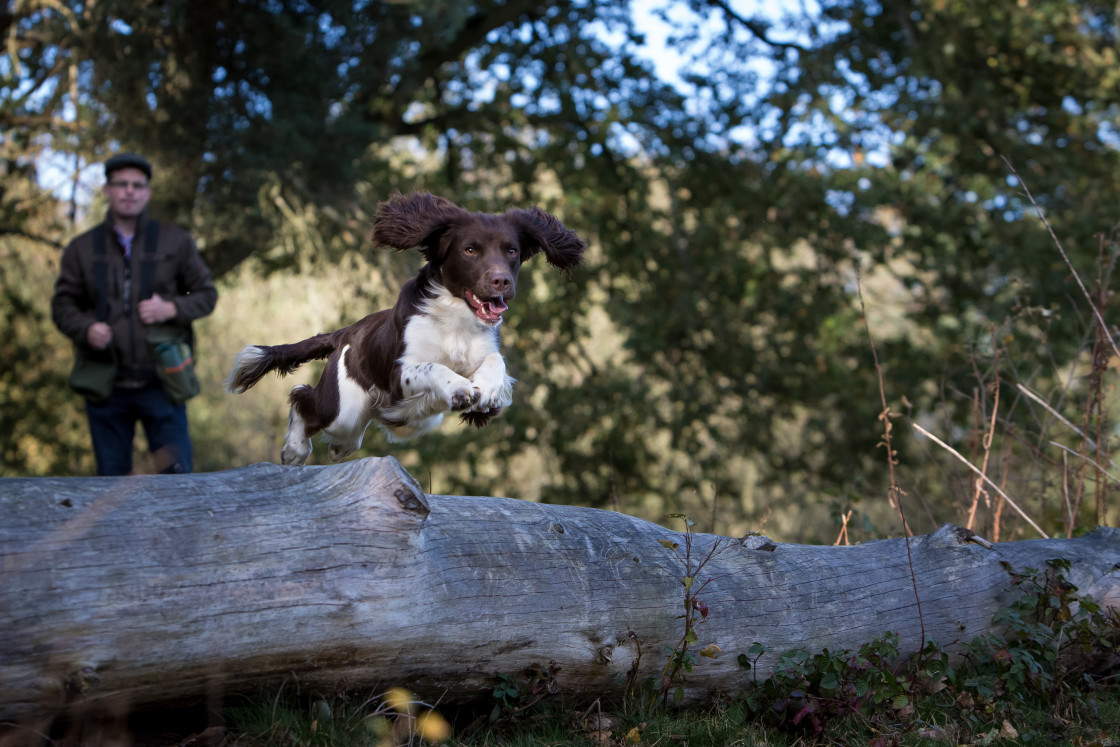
[{"xmin": 658, "ymin": 514, "xmax": 723, "ymax": 707}]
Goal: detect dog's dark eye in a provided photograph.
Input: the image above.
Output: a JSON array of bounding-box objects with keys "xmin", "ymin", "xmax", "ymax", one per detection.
[
  {"xmin": 464, "ymin": 246, "xmax": 476, "ymax": 255},
  {"xmin": 507, "ymin": 247, "xmax": 518, "ymax": 256}
]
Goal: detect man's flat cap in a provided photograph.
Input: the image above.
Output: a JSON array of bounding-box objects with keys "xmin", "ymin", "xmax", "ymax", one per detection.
[{"xmin": 104, "ymin": 153, "xmax": 152, "ymax": 180}]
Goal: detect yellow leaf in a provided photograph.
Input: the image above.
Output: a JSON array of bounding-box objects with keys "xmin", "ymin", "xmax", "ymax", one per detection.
[
  {"xmin": 699, "ymin": 644, "xmax": 722, "ymax": 659},
  {"xmin": 627, "ymin": 726, "xmax": 642, "ymax": 743},
  {"xmin": 417, "ymin": 710, "xmax": 451, "ymax": 742},
  {"xmin": 384, "ymin": 687, "xmax": 412, "ymax": 714}
]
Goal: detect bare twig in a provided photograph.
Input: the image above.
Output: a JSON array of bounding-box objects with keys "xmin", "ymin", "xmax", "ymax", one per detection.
[
  {"xmin": 966, "ymin": 387, "xmax": 984, "ymax": 529},
  {"xmin": 993, "ymin": 441, "xmax": 1012, "ymax": 542},
  {"xmin": 707, "ymin": 0, "xmax": 810, "ymax": 52},
  {"xmin": 833, "ymin": 509, "xmax": 853, "ymax": 546},
  {"xmin": 1020, "ymin": 382, "xmax": 1120, "ymax": 478},
  {"xmin": 967, "ymin": 333, "xmax": 1001, "ymax": 532},
  {"xmin": 1049, "ymin": 441, "xmax": 1120, "ymax": 488},
  {"xmin": 1017, "ymin": 383, "xmax": 1094, "ymax": 447},
  {"xmin": 857, "ymin": 270, "xmax": 925, "ymax": 650},
  {"xmin": 710, "ymin": 485, "xmax": 718, "ymax": 535},
  {"xmin": 857, "ymin": 274, "xmax": 906, "ymax": 527},
  {"xmin": 1002, "ymin": 157, "xmax": 1120, "ymax": 364},
  {"xmin": 1086, "ymin": 232, "xmax": 1115, "ymax": 528},
  {"xmin": 1061, "ymin": 450, "xmax": 1074, "ymax": 534},
  {"xmin": 912, "ymin": 423, "xmax": 1049, "ymax": 538}
]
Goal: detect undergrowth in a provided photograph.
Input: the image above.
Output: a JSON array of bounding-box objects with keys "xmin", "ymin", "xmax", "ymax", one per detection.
[
  {"xmin": 728, "ymin": 558, "xmax": 1119, "ymax": 745},
  {"xmin": 217, "ymin": 558, "xmax": 1118, "ymax": 747}
]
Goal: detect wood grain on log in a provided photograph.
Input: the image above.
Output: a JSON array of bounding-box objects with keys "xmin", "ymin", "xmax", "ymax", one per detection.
[{"xmin": 1, "ymin": 457, "xmax": 1118, "ymax": 721}]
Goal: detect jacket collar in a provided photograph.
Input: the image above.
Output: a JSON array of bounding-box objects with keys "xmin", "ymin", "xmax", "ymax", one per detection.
[
  {"xmin": 102, "ymin": 208, "xmax": 150, "ymax": 236},
  {"xmin": 102, "ymin": 209, "xmax": 150, "ymax": 254}
]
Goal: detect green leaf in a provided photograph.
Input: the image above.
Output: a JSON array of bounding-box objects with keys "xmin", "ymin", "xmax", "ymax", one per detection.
[
  {"xmin": 659, "ymin": 539, "xmax": 680, "ymax": 550},
  {"xmin": 891, "ymin": 694, "xmax": 909, "ymax": 710},
  {"xmin": 682, "ymin": 576, "xmax": 694, "ymax": 589}
]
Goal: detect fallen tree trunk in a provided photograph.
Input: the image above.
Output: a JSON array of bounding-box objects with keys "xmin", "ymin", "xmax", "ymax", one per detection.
[{"xmin": 1, "ymin": 457, "xmax": 1118, "ymax": 722}]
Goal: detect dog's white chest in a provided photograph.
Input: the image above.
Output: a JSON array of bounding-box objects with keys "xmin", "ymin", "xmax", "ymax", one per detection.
[{"xmin": 402, "ymin": 292, "xmax": 499, "ymax": 375}]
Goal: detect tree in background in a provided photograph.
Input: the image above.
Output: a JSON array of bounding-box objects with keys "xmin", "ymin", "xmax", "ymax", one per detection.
[{"xmin": 2, "ymin": 0, "xmax": 1116, "ymax": 540}]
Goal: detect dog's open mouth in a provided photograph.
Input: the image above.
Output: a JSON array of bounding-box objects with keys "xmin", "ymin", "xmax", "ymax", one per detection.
[{"xmin": 465, "ymin": 290, "xmax": 508, "ymax": 324}]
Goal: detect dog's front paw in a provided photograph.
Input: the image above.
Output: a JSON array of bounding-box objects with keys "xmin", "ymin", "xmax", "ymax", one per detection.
[
  {"xmin": 438, "ymin": 370, "xmax": 481, "ymax": 411},
  {"xmin": 470, "ymin": 354, "xmax": 514, "ymax": 413},
  {"xmin": 460, "ymin": 408, "xmax": 502, "ymax": 429},
  {"xmin": 450, "ymin": 385, "xmax": 481, "ymax": 411},
  {"xmin": 473, "ymin": 376, "xmax": 514, "ymax": 413}
]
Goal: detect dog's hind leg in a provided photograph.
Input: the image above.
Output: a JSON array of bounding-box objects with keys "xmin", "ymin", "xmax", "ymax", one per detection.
[
  {"xmin": 380, "ymin": 413, "xmax": 445, "ymax": 443},
  {"xmin": 281, "ymin": 387, "xmax": 314, "ymax": 465},
  {"xmin": 325, "ymin": 421, "xmax": 370, "ymax": 463}
]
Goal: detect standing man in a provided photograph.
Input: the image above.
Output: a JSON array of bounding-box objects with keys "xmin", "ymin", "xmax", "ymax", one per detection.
[{"xmin": 52, "ymin": 153, "xmax": 218, "ymax": 475}]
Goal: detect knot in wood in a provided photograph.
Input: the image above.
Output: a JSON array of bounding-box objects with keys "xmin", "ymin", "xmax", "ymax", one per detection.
[
  {"xmin": 394, "ymin": 485, "xmax": 429, "ymax": 515},
  {"xmin": 66, "ymin": 665, "xmax": 100, "ymax": 695},
  {"xmin": 740, "ymin": 533, "xmax": 777, "ymax": 552},
  {"xmin": 950, "ymin": 525, "xmax": 994, "ymax": 549},
  {"xmin": 597, "ymin": 645, "xmax": 613, "ymax": 664},
  {"xmin": 951, "ymin": 526, "xmax": 975, "ymax": 543}
]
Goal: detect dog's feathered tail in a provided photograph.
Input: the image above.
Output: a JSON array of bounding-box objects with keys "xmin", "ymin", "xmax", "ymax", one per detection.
[{"xmin": 226, "ymin": 332, "xmax": 338, "ymax": 394}]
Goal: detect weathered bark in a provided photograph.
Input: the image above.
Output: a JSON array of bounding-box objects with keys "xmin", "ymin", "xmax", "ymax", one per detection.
[{"xmin": 1, "ymin": 457, "xmax": 1118, "ymax": 721}]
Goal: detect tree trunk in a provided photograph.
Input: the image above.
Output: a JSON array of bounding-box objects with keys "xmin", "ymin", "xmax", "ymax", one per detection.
[{"xmin": 2, "ymin": 457, "xmax": 1118, "ymax": 721}]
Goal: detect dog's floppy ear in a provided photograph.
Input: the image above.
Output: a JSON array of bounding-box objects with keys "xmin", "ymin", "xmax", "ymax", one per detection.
[
  {"xmin": 509, "ymin": 206, "xmax": 586, "ymax": 273},
  {"xmin": 371, "ymin": 191, "xmax": 466, "ymax": 262}
]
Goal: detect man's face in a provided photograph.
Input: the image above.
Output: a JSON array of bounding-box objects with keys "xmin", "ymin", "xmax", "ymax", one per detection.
[{"xmin": 103, "ymin": 166, "xmax": 151, "ymax": 220}]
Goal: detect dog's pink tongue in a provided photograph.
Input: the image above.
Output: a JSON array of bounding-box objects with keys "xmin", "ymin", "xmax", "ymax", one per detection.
[
  {"xmin": 468, "ymin": 291, "xmax": 508, "ymax": 322},
  {"xmin": 486, "ymin": 297, "xmax": 508, "ymax": 317}
]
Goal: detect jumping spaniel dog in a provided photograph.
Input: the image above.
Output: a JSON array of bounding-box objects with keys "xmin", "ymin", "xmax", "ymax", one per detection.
[{"xmin": 227, "ymin": 191, "xmax": 586, "ymax": 465}]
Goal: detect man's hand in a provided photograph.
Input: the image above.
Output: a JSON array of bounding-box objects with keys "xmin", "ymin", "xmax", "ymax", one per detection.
[
  {"xmin": 138, "ymin": 293, "xmax": 178, "ymax": 325},
  {"xmin": 87, "ymin": 321, "xmax": 113, "ymax": 350}
]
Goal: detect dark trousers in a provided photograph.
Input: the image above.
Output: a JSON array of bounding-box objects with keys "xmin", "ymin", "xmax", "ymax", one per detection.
[{"xmin": 85, "ymin": 385, "xmax": 193, "ymax": 475}]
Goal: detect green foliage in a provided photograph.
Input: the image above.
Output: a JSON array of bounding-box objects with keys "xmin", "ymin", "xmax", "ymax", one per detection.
[
  {"xmin": 738, "ymin": 559, "xmax": 1119, "ymax": 743},
  {"xmin": 740, "ymin": 633, "xmax": 911, "ymax": 736},
  {"xmin": 490, "ymin": 673, "xmax": 521, "ymax": 723},
  {"xmin": 2, "ymin": 0, "xmax": 1118, "ymax": 542},
  {"xmin": 0, "ymin": 237, "xmax": 95, "ymax": 477},
  {"xmin": 951, "ymin": 559, "xmax": 1119, "ymax": 711},
  {"xmin": 488, "ymin": 662, "xmax": 562, "ymax": 724}
]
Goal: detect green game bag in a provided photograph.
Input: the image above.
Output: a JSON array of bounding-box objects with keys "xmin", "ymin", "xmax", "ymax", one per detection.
[
  {"xmin": 147, "ymin": 324, "xmax": 200, "ymax": 404},
  {"xmin": 68, "ymin": 343, "xmax": 118, "ymax": 402}
]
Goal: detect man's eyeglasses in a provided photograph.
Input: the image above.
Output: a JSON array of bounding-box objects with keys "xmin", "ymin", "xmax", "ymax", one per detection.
[{"xmin": 108, "ymin": 180, "xmax": 149, "ymax": 190}]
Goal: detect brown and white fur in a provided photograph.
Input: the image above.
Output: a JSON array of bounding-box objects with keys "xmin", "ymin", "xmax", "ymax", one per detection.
[{"xmin": 227, "ymin": 191, "xmax": 586, "ymax": 465}]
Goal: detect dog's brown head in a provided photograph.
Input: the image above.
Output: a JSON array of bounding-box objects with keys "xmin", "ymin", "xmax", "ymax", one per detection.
[{"xmin": 372, "ymin": 191, "xmax": 586, "ymax": 325}]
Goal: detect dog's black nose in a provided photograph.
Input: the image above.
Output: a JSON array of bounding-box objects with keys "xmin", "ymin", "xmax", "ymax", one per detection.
[{"xmin": 490, "ymin": 273, "xmax": 512, "ymax": 294}]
